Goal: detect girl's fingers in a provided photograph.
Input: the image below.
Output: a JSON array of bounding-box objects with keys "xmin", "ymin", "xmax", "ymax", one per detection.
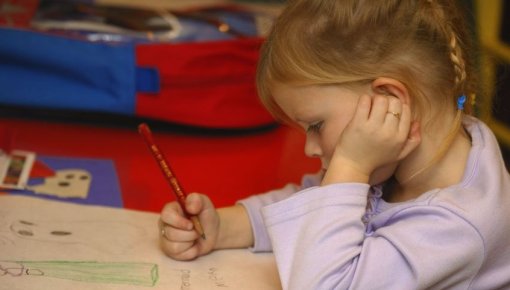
[
  {"xmin": 159, "ymin": 193, "xmax": 217, "ymax": 261},
  {"xmin": 161, "ymin": 224, "xmax": 198, "ymax": 242},
  {"xmin": 160, "ymin": 238, "xmax": 198, "ymax": 261},
  {"xmin": 397, "ymin": 103, "xmax": 412, "ymax": 137},
  {"xmin": 352, "ymin": 94, "xmax": 372, "ymax": 123},
  {"xmin": 369, "ymin": 95, "xmax": 390, "ymax": 124},
  {"xmin": 185, "ymin": 193, "xmax": 205, "ymax": 215},
  {"xmin": 172, "ymin": 245, "xmax": 200, "ymax": 261},
  {"xmin": 384, "ymin": 96, "xmax": 402, "ymax": 125},
  {"xmin": 161, "ymin": 202, "xmax": 193, "ymax": 230}
]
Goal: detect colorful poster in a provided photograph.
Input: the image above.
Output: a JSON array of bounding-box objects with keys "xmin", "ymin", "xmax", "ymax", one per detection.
[{"xmin": 8, "ymin": 156, "xmax": 123, "ymax": 208}]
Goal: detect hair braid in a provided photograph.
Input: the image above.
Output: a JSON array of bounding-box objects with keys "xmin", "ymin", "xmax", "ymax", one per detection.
[
  {"xmin": 401, "ymin": 0, "xmax": 473, "ymax": 184},
  {"xmin": 421, "ymin": 0, "xmax": 468, "ymax": 97},
  {"xmin": 448, "ymin": 31, "xmax": 467, "ymax": 91}
]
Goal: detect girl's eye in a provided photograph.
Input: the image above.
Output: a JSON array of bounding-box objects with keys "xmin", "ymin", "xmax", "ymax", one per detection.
[{"xmin": 307, "ymin": 121, "xmax": 323, "ymax": 134}]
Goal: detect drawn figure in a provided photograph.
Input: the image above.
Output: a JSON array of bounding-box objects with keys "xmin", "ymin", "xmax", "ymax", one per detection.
[
  {"xmin": 8, "ymin": 218, "xmax": 146, "ymax": 254},
  {"xmin": 27, "ymin": 169, "xmax": 91, "ymax": 198},
  {"xmin": 0, "ymin": 213, "xmax": 13, "ymax": 246},
  {"xmin": 0, "ymin": 233, "xmax": 13, "ymax": 246},
  {"xmin": 0, "ymin": 260, "xmax": 159, "ymax": 287}
]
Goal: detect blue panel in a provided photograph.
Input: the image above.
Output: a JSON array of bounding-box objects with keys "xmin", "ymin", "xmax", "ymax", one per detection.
[
  {"xmin": 0, "ymin": 28, "xmax": 136, "ymax": 115},
  {"xmin": 9, "ymin": 156, "xmax": 123, "ymax": 208},
  {"xmin": 136, "ymin": 67, "xmax": 160, "ymax": 94}
]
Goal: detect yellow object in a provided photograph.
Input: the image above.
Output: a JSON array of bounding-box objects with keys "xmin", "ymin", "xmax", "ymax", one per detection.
[{"xmin": 475, "ymin": 0, "xmax": 510, "ymax": 148}]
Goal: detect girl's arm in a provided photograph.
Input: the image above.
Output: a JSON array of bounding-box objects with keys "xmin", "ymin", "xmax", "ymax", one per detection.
[
  {"xmin": 214, "ymin": 204, "xmax": 254, "ymax": 249},
  {"xmin": 160, "ymin": 175, "xmax": 312, "ymax": 259},
  {"xmin": 238, "ymin": 174, "xmax": 320, "ymax": 252},
  {"xmin": 262, "ymin": 184, "xmax": 483, "ymax": 290}
]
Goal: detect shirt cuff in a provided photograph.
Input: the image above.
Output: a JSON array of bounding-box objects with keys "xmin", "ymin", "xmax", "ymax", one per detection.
[{"xmin": 262, "ymin": 183, "xmax": 370, "ymax": 227}]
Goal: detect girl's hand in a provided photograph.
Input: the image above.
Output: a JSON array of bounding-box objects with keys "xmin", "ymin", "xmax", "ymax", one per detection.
[
  {"xmin": 323, "ymin": 94, "xmax": 416, "ymax": 184},
  {"xmin": 159, "ymin": 193, "xmax": 219, "ymax": 261}
]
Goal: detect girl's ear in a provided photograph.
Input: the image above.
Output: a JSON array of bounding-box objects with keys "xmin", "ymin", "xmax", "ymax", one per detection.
[{"xmin": 371, "ymin": 77, "xmax": 411, "ymax": 106}]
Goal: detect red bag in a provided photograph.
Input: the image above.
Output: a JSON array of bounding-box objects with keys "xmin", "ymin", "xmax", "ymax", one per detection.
[
  {"xmin": 136, "ymin": 37, "xmax": 274, "ymax": 129},
  {"xmin": 0, "ymin": 1, "xmax": 276, "ymax": 130}
]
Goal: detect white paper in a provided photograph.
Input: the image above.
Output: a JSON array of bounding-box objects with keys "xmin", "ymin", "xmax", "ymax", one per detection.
[{"xmin": 0, "ymin": 195, "xmax": 281, "ymax": 290}]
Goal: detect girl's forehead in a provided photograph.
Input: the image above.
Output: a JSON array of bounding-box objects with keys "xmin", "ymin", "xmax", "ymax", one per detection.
[
  {"xmin": 272, "ymin": 83, "xmax": 329, "ymax": 99},
  {"xmin": 273, "ymin": 84, "xmax": 362, "ymax": 116},
  {"xmin": 272, "ymin": 83, "xmax": 369, "ymax": 103},
  {"xmin": 271, "ymin": 84, "xmax": 324, "ymax": 109}
]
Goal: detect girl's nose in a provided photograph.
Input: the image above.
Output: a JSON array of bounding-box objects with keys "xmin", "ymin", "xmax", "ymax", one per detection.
[{"xmin": 304, "ymin": 136, "xmax": 322, "ymax": 158}]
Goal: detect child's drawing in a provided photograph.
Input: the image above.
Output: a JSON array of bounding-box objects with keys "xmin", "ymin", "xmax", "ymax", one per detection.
[
  {"xmin": 0, "ymin": 260, "xmax": 159, "ymax": 287},
  {"xmin": 6, "ymin": 218, "xmax": 146, "ymax": 254},
  {"xmin": 0, "ymin": 196, "xmax": 281, "ymax": 290},
  {"xmin": 0, "ymin": 212, "xmax": 13, "ymax": 246}
]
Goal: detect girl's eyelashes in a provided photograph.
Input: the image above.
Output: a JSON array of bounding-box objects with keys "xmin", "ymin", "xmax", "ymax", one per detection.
[{"xmin": 307, "ymin": 121, "xmax": 324, "ymax": 134}]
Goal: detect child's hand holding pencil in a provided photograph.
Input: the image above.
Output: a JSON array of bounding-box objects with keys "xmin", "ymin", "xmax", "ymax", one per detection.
[
  {"xmin": 138, "ymin": 123, "xmax": 254, "ymax": 260},
  {"xmin": 159, "ymin": 192, "xmax": 220, "ymax": 260},
  {"xmin": 139, "ymin": 123, "xmax": 223, "ymax": 260}
]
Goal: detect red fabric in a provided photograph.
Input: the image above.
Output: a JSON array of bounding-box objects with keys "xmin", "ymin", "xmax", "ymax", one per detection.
[
  {"xmin": 135, "ymin": 38, "xmax": 275, "ymax": 129},
  {"xmin": 0, "ymin": 0, "xmax": 39, "ymax": 27},
  {"xmin": 0, "ymin": 123, "xmax": 13, "ymax": 152},
  {"xmin": 3, "ymin": 118, "xmax": 320, "ymax": 212}
]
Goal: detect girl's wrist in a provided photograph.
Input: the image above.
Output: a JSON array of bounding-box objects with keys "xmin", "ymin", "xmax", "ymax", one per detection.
[
  {"xmin": 214, "ymin": 205, "xmax": 254, "ymax": 250},
  {"xmin": 321, "ymin": 156, "xmax": 370, "ymax": 185}
]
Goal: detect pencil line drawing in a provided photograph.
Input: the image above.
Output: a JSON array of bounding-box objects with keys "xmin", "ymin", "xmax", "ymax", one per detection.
[
  {"xmin": 0, "ymin": 260, "xmax": 159, "ymax": 287},
  {"xmin": 0, "ymin": 229, "xmax": 13, "ymax": 246},
  {"xmin": 0, "ymin": 212, "xmax": 13, "ymax": 246},
  {"xmin": 171, "ymin": 267, "xmax": 230, "ymax": 289},
  {"xmin": 7, "ymin": 219, "xmax": 146, "ymax": 254}
]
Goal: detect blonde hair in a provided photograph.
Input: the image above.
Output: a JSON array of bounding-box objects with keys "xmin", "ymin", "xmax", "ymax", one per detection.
[
  {"xmin": 257, "ymin": 0, "xmax": 477, "ymax": 176},
  {"xmin": 257, "ymin": 0, "xmax": 476, "ymax": 122}
]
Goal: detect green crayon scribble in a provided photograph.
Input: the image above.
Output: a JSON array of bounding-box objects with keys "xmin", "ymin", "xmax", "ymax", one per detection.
[{"xmin": 2, "ymin": 260, "xmax": 159, "ymax": 287}]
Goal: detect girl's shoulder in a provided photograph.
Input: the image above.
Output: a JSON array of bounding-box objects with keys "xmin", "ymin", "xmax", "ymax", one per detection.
[{"xmin": 374, "ymin": 179, "xmax": 509, "ymax": 249}]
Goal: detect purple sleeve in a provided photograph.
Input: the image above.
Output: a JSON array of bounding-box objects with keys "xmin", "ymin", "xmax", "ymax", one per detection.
[
  {"xmin": 262, "ymin": 184, "xmax": 484, "ymax": 290},
  {"xmin": 237, "ymin": 174, "xmax": 321, "ymax": 252}
]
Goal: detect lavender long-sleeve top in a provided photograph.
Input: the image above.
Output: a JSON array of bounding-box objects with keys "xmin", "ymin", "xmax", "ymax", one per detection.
[{"xmin": 239, "ymin": 117, "xmax": 510, "ymax": 290}]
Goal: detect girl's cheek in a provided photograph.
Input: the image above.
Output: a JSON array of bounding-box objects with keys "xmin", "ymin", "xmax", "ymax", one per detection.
[{"xmin": 322, "ymin": 139, "xmax": 335, "ymax": 163}]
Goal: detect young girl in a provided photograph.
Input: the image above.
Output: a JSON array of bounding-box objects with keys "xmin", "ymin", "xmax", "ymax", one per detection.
[{"xmin": 158, "ymin": 0, "xmax": 510, "ymax": 289}]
